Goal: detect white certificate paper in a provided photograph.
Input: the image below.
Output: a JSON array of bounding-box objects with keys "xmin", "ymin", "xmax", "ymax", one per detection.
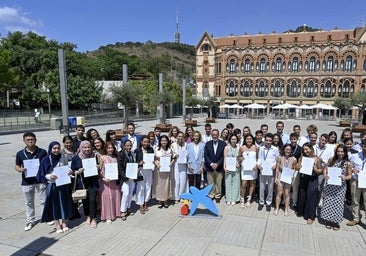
[
  {"xmin": 261, "ymin": 161, "xmax": 274, "ymax": 176},
  {"xmin": 177, "ymin": 150, "xmax": 188, "ymax": 164},
  {"xmin": 242, "ymin": 151, "xmax": 256, "ymax": 170},
  {"xmin": 358, "ymin": 172, "xmax": 366, "ymax": 189},
  {"xmin": 53, "ymin": 165, "xmax": 71, "ymax": 186},
  {"xmin": 143, "ymin": 153, "xmax": 154, "ymax": 170},
  {"xmin": 226, "ymin": 157, "xmax": 237, "ymax": 171},
  {"xmin": 82, "ymin": 158, "xmax": 98, "ymax": 177},
  {"xmin": 159, "ymin": 156, "xmax": 171, "ymax": 172},
  {"xmin": 327, "ymin": 167, "xmax": 342, "ymax": 186},
  {"xmin": 299, "ymin": 157, "xmax": 315, "ymax": 175},
  {"xmin": 126, "ymin": 163, "xmax": 138, "ymax": 179},
  {"xmin": 104, "ymin": 162, "xmax": 118, "ymax": 180},
  {"xmin": 24, "ymin": 159, "xmax": 40, "ymax": 178},
  {"xmin": 280, "ymin": 167, "xmax": 294, "ymax": 185}
]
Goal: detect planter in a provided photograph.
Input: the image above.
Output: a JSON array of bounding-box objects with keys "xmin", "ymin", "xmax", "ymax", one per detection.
[
  {"xmin": 114, "ymin": 129, "xmax": 129, "ymax": 140},
  {"xmin": 185, "ymin": 120, "xmax": 198, "ymax": 127},
  {"xmin": 205, "ymin": 117, "xmax": 216, "ymax": 123},
  {"xmin": 339, "ymin": 120, "xmax": 351, "ymax": 127},
  {"xmin": 353, "ymin": 125, "xmax": 366, "ymax": 133},
  {"xmin": 155, "ymin": 123, "xmax": 172, "ymax": 132}
]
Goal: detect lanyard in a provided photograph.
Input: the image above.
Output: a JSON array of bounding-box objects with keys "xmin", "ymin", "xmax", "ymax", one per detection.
[
  {"xmin": 263, "ymin": 147, "xmax": 271, "ymax": 161},
  {"xmin": 23, "ymin": 148, "xmax": 39, "ymax": 160}
]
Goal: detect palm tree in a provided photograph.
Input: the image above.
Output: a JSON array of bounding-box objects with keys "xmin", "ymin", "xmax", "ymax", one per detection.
[
  {"xmin": 203, "ymin": 96, "xmax": 218, "ymax": 118},
  {"xmin": 152, "ymin": 90, "xmax": 176, "ymax": 124}
]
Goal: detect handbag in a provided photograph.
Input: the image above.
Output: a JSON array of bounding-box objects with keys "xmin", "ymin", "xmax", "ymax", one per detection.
[{"xmin": 72, "ymin": 172, "xmax": 87, "ymax": 202}]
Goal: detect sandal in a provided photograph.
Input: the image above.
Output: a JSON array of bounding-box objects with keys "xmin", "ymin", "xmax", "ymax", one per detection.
[
  {"xmin": 90, "ymin": 219, "xmax": 97, "ymax": 228},
  {"xmin": 245, "ymin": 196, "xmax": 251, "ymax": 207},
  {"xmin": 56, "ymin": 228, "xmax": 63, "ymax": 234},
  {"xmin": 85, "ymin": 217, "xmax": 91, "ymax": 225},
  {"xmin": 326, "ymin": 225, "xmax": 332, "ymax": 229},
  {"xmin": 333, "ymin": 224, "xmax": 340, "ymax": 231},
  {"xmin": 62, "ymin": 223, "xmax": 69, "ymax": 232},
  {"xmin": 120, "ymin": 212, "xmax": 127, "ymax": 221},
  {"xmin": 307, "ymin": 219, "xmax": 313, "ymax": 225},
  {"xmin": 140, "ymin": 206, "xmax": 145, "ymax": 215},
  {"xmin": 273, "ymin": 209, "xmax": 278, "ymax": 216}
]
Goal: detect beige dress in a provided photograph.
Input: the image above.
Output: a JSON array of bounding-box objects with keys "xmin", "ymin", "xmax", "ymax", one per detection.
[{"xmin": 152, "ymin": 147, "xmax": 174, "ymax": 201}]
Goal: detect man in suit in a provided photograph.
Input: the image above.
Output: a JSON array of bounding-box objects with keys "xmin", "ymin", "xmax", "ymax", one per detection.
[
  {"xmin": 120, "ymin": 123, "xmax": 142, "ymax": 154},
  {"xmin": 204, "ymin": 129, "xmax": 226, "ymax": 203}
]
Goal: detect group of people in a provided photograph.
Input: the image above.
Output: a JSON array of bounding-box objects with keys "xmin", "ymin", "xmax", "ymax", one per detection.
[{"xmin": 14, "ymin": 120, "xmax": 366, "ymax": 233}]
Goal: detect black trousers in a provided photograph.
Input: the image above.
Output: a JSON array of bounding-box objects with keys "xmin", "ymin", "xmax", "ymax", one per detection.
[
  {"xmin": 297, "ymin": 174, "xmax": 319, "ymax": 220},
  {"xmin": 82, "ymin": 186, "xmax": 97, "ymax": 219},
  {"xmin": 188, "ymin": 174, "xmax": 201, "ymax": 189}
]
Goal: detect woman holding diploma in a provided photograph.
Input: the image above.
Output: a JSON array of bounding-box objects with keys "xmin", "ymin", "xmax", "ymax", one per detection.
[
  {"xmin": 296, "ymin": 142, "xmax": 322, "ymax": 224},
  {"xmin": 71, "ymin": 141, "xmax": 99, "ymax": 228},
  {"xmin": 238, "ymin": 134, "xmax": 258, "ymax": 207},
  {"xmin": 38, "ymin": 141, "xmax": 73, "ymax": 233},
  {"xmin": 187, "ymin": 131, "xmax": 205, "ymax": 190},
  {"xmin": 274, "ymin": 144, "xmax": 297, "ymax": 216},
  {"xmin": 153, "ymin": 135, "xmax": 174, "ymax": 208},
  {"xmin": 171, "ymin": 131, "xmax": 188, "ymax": 202},
  {"xmin": 135, "ymin": 135, "xmax": 155, "ymax": 213},
  {"xmin": 99, "ymin": 142, "xmax": 121, "ymax": 223},
  {"xmin": 223, "ymin": 134, "xmax": 240, "ymax": 205},
  {"xmin": 117, "ymin": 140, "xmax": 137, "ymax": 221},
  {"xmin": 321, "ymin": 144, "xmax": 352, "ymax": 230}
]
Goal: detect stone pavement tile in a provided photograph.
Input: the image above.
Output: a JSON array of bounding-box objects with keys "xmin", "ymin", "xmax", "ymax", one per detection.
[
  {"xmin": 228, "ymin": 202, "xmax": 273, "ymax": 220},
  {"xmin": 212, "ymin": 215, "xmax": 266, "ymax": 250},
  {"xmin": 262, "ymin": 220, "xmax": 314, "ymax": 255},
  {"xmin": 0, "ymin": 243, "xmax": 41, "ymax": 256},
  {"xmin": 203, "ymin": 242, "xmax": 259, "ymax": 256},
  {"xmin": 312, "ymin": 225, "xmax": 366, "ymax": 255},
  {"xmin": 172, "ymin": 217, "xmax": 222, "ymax": 237},
  {"xmin": 146, "ymin": 232, "xmax": 212, "ymax": 256}
]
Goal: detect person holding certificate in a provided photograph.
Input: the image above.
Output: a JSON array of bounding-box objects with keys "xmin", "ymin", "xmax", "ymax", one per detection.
[
  {"xmin": 153, "ymin": 135, "xmax": 174, "ymax": 208},
  {"xmin": 71, "ymin": 141, "xmax": 99, "ymax": 228},
  {"xmin": 135, "ymin": 135, "xmax": 155, "ymax": 213},
  {"xmin": 99, "ymin": 142, "xmax": 121, "ymax": 223},
  {"xmin": 38, "ymin": 141, "xmax": 73, "ymax": 233},
  {"xmin": 15, "ymin": 132, "xmax": 47, "ymax": 231},
  {"xmin": 257, "ymin": 133, "xmax": 279, "ymax": 212},
  {"xmin": 117, "ymin": 140, "xmax": 137, "ymax": 220},
  {"xmin": 171, "ymin": 131, "xmax": 188, "ymax": 202},
  {"xmin": 321, "ymin": 144, "xmax": 352, "ymax": 230},
  {"xmin": 274, "ymin": 144, "xmax": 297, "ymax": 216},
  {"xmin": 187, "ymin": 131, "xmax": 205, "ymax": 190},
  {"xmin": 296, "ymin": 143, "xmax": 322, "ymax": 225},
  {"xmin": 238, "ymin": 134, "xmax": 258, "ymax": 207},
  {"xmin": 223, "ymin": 134, "xmax": 240, "ymax": 205}
]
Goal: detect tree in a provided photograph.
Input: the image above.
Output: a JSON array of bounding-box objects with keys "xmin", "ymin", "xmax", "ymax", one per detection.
[
  {"xmin": 152, "ymin": 90, "xmax": 175, "ymax": 124},
  {"xmin": 333, "ymin": 97, "xmax": 352, "ymax": 118},
  {"xmin": 186, "ymin": 95, "xmax": 204, "ymax": 120},
  {"xmin": 203, "ymin": 96, "xmax": 218, "ymax": 118},
  {"xmin": 108, "ymin": 82, "xmax": 144, "ymax": 129},
  {"xmin": 350, "ymin": 92, "xmax": 366, "ymax": 123}
]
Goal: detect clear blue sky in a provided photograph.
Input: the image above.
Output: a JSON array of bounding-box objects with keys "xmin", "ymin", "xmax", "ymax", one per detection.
[{"xmin": 0, "ymin": 0, "xmax": 365, "ymax": 52}]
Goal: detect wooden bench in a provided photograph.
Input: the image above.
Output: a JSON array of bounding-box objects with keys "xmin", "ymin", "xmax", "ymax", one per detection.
[
  {"xmin": 353, "ymin": 125, "xmax": 366, "ymax": 133},
  {"xmin": 185, "ymin": 120, "xmax": 198, "ymax": 127},
  {"xmin": 339, "ymin": 120, "xmax": 351, "ymax": 127},
  {"xmin": 114, "ymin": 129, "xmax": 128, "ymax": 140}
]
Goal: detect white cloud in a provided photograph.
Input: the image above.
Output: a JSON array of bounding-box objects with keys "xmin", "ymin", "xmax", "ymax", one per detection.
[
  {"xmin": 0, "ymin": 6, "xmax": 39, "ymax": 27},
  {"xmin": 5, "ymin": 25, "xmax": 41, "ymax": 35}
]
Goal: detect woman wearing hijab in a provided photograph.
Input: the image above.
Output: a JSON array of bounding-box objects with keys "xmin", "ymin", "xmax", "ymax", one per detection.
[
  {"xmin": 38, "ymin": 141, "xmax": 73, "ymax": 233},
  {"xmin": 71, "ymin": 141, "xmax": 99, "ymax": 228}
]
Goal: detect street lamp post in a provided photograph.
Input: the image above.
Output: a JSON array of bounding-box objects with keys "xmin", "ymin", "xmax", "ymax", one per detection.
[{"xmin": 46, "ymin": 88, "xmax": 51, "ymax": 120}]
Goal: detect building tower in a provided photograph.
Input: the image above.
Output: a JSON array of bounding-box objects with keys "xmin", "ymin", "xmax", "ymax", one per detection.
[{"xmin": 174, "ymin": 10, "xmax": 180, "ymax": 44}]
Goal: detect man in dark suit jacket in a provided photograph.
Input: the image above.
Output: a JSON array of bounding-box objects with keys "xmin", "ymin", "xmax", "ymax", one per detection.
[
  {"xmin": 204, "ymin": 128, "xmax": 226, "ymax": 203},
  {"xmin": 120, "ymin": 122, "xmax": 142, "ymax": 154}
]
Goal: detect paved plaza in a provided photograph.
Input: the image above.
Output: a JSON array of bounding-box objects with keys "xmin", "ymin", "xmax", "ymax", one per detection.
[{"xmin": 1, "ymin": 116, "xmax": 366, "ymax": 256}]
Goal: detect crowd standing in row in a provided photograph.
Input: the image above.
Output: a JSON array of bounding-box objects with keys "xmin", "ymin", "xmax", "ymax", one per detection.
[{"xmin": 15, "ymin": 121, "xmax": 366, "ymax": 232}]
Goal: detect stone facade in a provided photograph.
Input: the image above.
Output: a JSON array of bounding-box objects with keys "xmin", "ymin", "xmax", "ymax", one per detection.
[{"xmin": 195, "ymin": 27, "xmax": 366, "ymax": 117}]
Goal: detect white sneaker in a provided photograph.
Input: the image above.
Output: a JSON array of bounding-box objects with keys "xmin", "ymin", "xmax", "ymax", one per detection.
[
  {"xmin": 24, "ymin": 222, "xmax": 34, "ymax": 231},
  {"xmin": 47, "ymin": 221, "xmax": 55, "ymax": 226}
]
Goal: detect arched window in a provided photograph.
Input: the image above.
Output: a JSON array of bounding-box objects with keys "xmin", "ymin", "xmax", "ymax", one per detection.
[
  {"xmin": 225, "ymin": 80, "xmax": 238, "ymax": 97},
  {"xmin": 287, "ymin": 80, "xmax": 300, "ymax": 97},
  {"xmin": 309, "ymin": 56, "xmax": 316, "ymax": 72},
  {"xmin": 229, "ymin": 59, "xmax": 236, "ymax": 74},
  {"xmin": 240, "ymin": 80, "xmax": 253, "ymax": 97},
  {"xmin": 304, "ymin": 80, "xmax": 318, "ymax": 97},
  {"xmin": 292, "ymin": 57, "xmax": 298, "ymax": 72},
  {"xmin": 345, "ymin": 55, "xmax": 352, "ymax": 72},
  {"xmin": 363, "ymin": 60, "xmax": 366, "ymax": 71},
  {"xmin": 276, "ymin": 57, "xmax": 282, "ymax": 72},
  {"xmin": 320, "ymin": 80, "xmax": 334, "ymax": 98},
  {"xmin": 245, "ymin": 59, "xmax": 251, "ymax": 73},
  {"xmin": 260, "ymin": 58, "xmax": 266, "ymax": 73},
  {"xmin": 327, "ymin": 56, "xmax": 334, "ymax": 72},
  {"xmin": 255, "ymin": 80, "xmax": 268, "ymax": 97},
  {"xmin": 271, "ymin": 80, "xmax": 284, "ymax": 97},
  {"xmin": 202, "ymin": 44, "xmax": 211, "ymax": 51}
]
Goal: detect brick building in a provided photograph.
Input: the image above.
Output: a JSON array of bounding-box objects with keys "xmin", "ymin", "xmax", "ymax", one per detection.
[{"xmin": 195, "ymin": 27, "xmax": 366, "ymax": 118}]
